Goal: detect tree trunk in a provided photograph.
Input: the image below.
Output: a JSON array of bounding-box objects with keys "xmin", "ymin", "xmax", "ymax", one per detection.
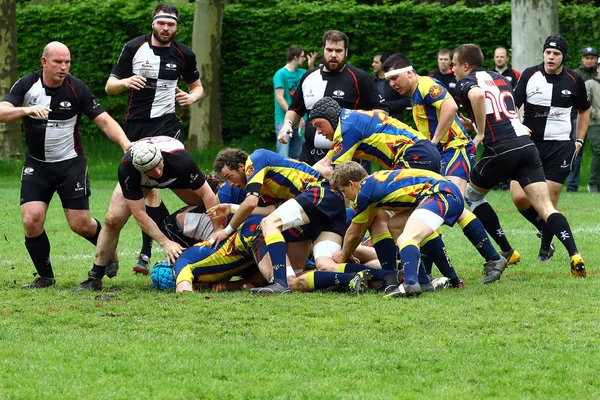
[
  {"xmin": 0, "ymin": 0, "xmax": 22, "ymax": 160},
  {"xmin": 511, "ymin": 0, "xmax": 559, "ymax": 72},
  {"xmin": 187, "ymin": 0, "xmax": 224, "ymax": 151}
]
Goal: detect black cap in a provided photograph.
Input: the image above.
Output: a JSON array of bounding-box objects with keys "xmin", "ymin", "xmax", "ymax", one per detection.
[
  {"xmin": 582, "ymin": 47, "xmax": 598, "ymax": 57},
  {"xmin": 308, "ymin": 97, "xmax": 342, "ymax": 131},
  {"xmin": 543, "ymin": 35, "xmax": 569, "ymax": 59}
]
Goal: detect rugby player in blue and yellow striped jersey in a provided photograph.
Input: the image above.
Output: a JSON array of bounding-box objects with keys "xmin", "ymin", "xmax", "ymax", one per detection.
[
  {"xmin": 208, "ymin": 149, "xmax": 348, "ymax": 294},
  {"xmin": 382, "ymin": 53, "xmax": 519, "ymax": 266},
  {"xmin": 308, "ymin": 97, "xmax": 440, "ymax": 178},
  {"xmin": 331, "ymin": 162, "xmax": 508, "ymax": 296}
]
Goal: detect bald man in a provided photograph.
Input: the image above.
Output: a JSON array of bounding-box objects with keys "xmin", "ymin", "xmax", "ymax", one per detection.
[{"xmin": 0, "ymin": 41, "xmax": 131, "ymax": 289}]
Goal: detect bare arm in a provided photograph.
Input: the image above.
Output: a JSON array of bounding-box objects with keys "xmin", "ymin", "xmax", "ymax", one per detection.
[
  {"xmin": 105, "ymin": 75, "xmax": 146, "ymax": 95},
  {"xmin": 193, "ymin": 181, "xmax": 222, "ymax": 230},
  {"xmin": 0, "ymin": 101, "xmax": 51, "ymax": 122},
  {"xmin": 431, "ymin": 98, "xmax": 458, "ymax": 145},
  {"xmin": 312, "ymin": 156, "xmax": 333, "ymax": 180},
  {"xmin": 275, "ymin": 88, "xmax": 289, "ymax": 113},
  {"xmin": 207, "ymin": 195, "xmax": 258, "ymax": 247},
  {"xmin": 176, "ymin": 80, "xmax": 204, "ymax": 107},
  {"xmin": 467, "ymin": 87, "xmax": 487, "ymax": 147},
  {"xmin": 278, "ymin": 110, "xmax": 302, "ymax": 144},
  {"xmin": 93, "ymin": 112, "xmax": 132, "ymax": 152},
  {"xmin": 576, "ymin": 108, "xmax": 591, "ymax": 154},
  {"xmin": 333, "ymin": 221, "xmax": 369, "ymax": 263}
]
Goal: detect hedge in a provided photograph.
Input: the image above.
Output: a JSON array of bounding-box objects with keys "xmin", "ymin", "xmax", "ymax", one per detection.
[{"xmin": 14, "ymin": 0, "xmax": 600, "ymax": 142}]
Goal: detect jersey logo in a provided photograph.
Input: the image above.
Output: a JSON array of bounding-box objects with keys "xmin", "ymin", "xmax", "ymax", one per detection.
[
  {"xmin": 245, "ymin": 165, "xmax": 254, "ymax": 178},
  {"xmin": 561, "ymin": 89, "xmax": 572, "ymax": 97},
  {"xmin": 23, "ymin": 167, "xmax": 34, "ymax": 176},
  {"xmin": 429, "ymin": 85, "xmax": 443, "ymax": 99},
  {"xmin": 59, "ymin": 101, "xmax": 71, "ymax": 108},
  {"xmin": 333, "ymin": 90, "xmax": 345, "ymax": 97},
  {"xmin": 166, "ymin": 63, "xmax": 177, "ymax": 69},
  {"xmin": 333, "ymin": 143, "xmax": 343, "ymax": 157}
]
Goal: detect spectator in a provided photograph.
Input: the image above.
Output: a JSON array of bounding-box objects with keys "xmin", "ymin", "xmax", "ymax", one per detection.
[
  {"xmin": 273, "ymin": 46, "xmax": 316, "ymax": 159},
  {"xmin": 490, "ymin": 47, "xmax": 520, "ymax": 88},
  {"xmin": 429, "ymin": 48, "xmax": 457, "ymax": 97},
  {"xmin": 584, "ymin": 60, "xmax": 600, "ymax": 193},
  {"xmin": 372, "ymin": 51, "xmax": 411, "ymax": 121}
]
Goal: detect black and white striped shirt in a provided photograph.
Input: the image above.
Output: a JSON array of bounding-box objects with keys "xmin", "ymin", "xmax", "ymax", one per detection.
[
  {"xmin": 3, "ymin": 71, "xmax": 104, "ymax": 162},
  {"xmin": 514, "ymin": 64, "xmax": 590, "ymax": 141},
  {"xmin": 111, "ymin": 35, "xmax": 200, "ymax": 122}
]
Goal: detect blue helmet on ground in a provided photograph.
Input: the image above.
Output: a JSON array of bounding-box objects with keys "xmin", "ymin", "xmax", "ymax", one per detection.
[{"xmin": 151, "ymin": 261, "xmax": 176, "ymax": 290}]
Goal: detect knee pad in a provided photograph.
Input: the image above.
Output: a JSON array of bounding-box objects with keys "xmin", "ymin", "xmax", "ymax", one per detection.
[
  {"xmin": 312, "ymin": 240, "xmax": 341, "ymax": 260},
  {"xmin": 465, "ymin": 185, "xmax": 487, "ymax": 209}
]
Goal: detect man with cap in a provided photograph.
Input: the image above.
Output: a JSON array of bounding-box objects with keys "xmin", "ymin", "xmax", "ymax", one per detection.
[
  {"xmin": 105, "ymin": 2, "xmax": 204, "ymax": 275},
  {"xmin": 512, "ymin": 35, "xmax": 591, "ymax": 262},
  {"xmin": 75, "ymin": 136, "xmax": 221, "ymax": 291}
]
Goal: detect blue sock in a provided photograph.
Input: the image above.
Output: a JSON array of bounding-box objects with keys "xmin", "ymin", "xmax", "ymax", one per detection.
[
  {"xmin": 399, "ymin": 241, "xmax": 421, "ymax": 285},
  {"xmin": 341, "ymin": 263, "xmax": 394, "ymax": 280},
  {"xmin": 459, "ymin": 212, "xmax": 500, "ymax": 261},
  {"xmin": 420, "ymin": 233, "xmax": 459, "ymax": 282},
  {"xmin": 417, "ymin": 260, "xmax": 431, "ymax": 285},
  {"xmin": 265, "ymin": 233, "xmax": 288, "ymax": 286},
  {"xmin": 372, "ymin": 232, "xmax": 397, "ymax": 270},
  {"xmin": 307, "ymin": 271, "xmax": 354, "ymax": 289}
]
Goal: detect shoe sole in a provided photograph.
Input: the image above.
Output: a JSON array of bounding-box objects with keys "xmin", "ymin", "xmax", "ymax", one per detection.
[{"xmin": 133, "ymin": 267, "xmax": 149, "ymax": 276}]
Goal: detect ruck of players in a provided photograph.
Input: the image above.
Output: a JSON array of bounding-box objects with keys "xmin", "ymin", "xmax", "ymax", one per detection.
[{"xmin": 1, "ymin": 7, "xmax": 591, "ymax": 298}]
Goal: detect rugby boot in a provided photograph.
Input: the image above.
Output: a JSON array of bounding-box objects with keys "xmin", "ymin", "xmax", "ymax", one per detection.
[
  {"xmin": 481, "ymin": 256, "xmax": 508, "ymax": 285},
  {"xmin": 348, "ymin": 270, "xmax": 371, "ymax": 294},
  {"xmin": 377, "ymin": 269, "xmax": 404, "ymax": 294},
  {"xmin": 450, "ymin": 278, "xmax": 466, "ymax": 289},
  {"xmin": 21, "ymin": 276, "xmax": 55, "ymax": 289},
  {"xmin": 74, "ymin": 271, "xmax": 103, "ymax": 292},
  {"xmin": 537, "ymin": 242, "xmax": 555, "ymax": 263},
  {"xmin": 105, "ymin": 253, "xmax": 120, "ymax": 279},
  {"xmin": 570, "ymin": 254, "xmax": 586, "ymax": 278},
  {"xmin": 385, "ymin": 282, "xmax": 422, "ymax": 298},
  {"xmin": 132, "ymin": 254, "xmax": 150, "ymax": 275},
  {"xmin": 431, "ymin": 277, "xmax": 451, "ymax": 291},
  {"xmin": 500, "ymin": 248, "xmax": 520, "ymax": 265},
  {"xmin": 249, "ymin": 282, "xmax": 291, "ymax": 295}
]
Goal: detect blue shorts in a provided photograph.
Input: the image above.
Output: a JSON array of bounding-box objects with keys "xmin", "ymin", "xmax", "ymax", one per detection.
[
  {"xmin": 395, "ymin": 140, "xmax": 441, "ymax": 173},
  {"xmin": 416, "ymin": 181, "xmax": 464, "ymax": 227},
  {"xmin": 440, "ymin": 142, "xmax": 476, "ymax": 180},
  {"xmin": 295, "ymin": 182, "xmax": 347, "ymax": 237}
]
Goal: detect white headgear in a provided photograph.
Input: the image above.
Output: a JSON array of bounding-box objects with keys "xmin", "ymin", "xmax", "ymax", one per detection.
[{"xmin": 131, "ymin": 140, "xmax": 163, "ymax": 173}]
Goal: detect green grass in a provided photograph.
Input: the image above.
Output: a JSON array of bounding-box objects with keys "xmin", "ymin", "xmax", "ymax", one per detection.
[{"xmin": 1, "ymin": 143, "xmax": 600, "ymax": 399}]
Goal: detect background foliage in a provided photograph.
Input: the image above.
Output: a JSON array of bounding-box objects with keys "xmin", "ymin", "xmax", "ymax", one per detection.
[{"xmin": 15, "ymin": 0, "xmax": 600, "ymax": 143}]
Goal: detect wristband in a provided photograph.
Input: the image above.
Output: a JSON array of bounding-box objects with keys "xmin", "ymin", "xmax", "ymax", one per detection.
[
  {"xmin": 285, "ymin": 119, "xmax": 293, "ymax": 126},
  {"xmin": 230, "ymin": 204, "xmax": 240, "ymax": 214},
  {"xmin": 224, "ymin": 224, "xmax": 236, "ymax": 235},
  {"xmin": 576, "ymin": 139, "xmax": 584, "ymax": 146}
]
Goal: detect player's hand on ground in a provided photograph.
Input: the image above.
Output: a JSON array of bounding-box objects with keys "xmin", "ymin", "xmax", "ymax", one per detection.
[
  {"xmin": 175, "ymin": 87, "xmax": 194, "ymax": 106},
  {"xmin": 207, "ymin": 204, "xmax": 232, "ymax": 219},
  {"xmin": 209, "ymin": 229, "xmax": 230, "ymax": 248},
  {"xmin": 127, "ymin": 75, "xmax": 146, "ymax": 90},
  {"xmin": 25, "ymin": 105, "xmax": 52, "ymax": 119},
  {"xmin": 160, "ymin": 239, "xmax": 185, "ymax": 264},
  {"xmin": 278, "ymin": 124, "xmax": 293, "ymax": 144}
]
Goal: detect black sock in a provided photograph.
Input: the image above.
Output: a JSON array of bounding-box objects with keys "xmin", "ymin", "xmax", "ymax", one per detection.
[
  {"xmin": 83, "ymin": 218, "xmax": 102, "ymax": 246},
  {"xmin": 539, "ymin": 224, "xmax": 554, "ymax": 252},
  {"xmin": 25, "ymin": 231, "xmax": 53, "ymax": 278},
  {"xmin": 141, "ymin": 201, "xmax": 170, "ymax": 258},
  {"xmin": 472, "ymin": 201, "xmax": 512, "ymax": 252},
  {"xmin": 546, "ymin": 213, "xmax": 578, "ymax": 256},
  {"xmin": 519, "ymin": 206, "xmax": 544, "ymax": 232},
  {"xmin": 91, "ymin": 263, "xmax": 106, "ymax": 279}
]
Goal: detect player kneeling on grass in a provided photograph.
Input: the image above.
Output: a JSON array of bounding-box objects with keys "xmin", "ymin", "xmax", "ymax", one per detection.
[
  {"xmin": 331, "ymin": 162, "xmax": 508, "ymax": 297},
  {"xmin": 75, "ymin": 136, "xmax": 222, "ymax": 291},
  {"xmin": 173, "ymin": 215, "xmax": 373, "ymax": 294}
]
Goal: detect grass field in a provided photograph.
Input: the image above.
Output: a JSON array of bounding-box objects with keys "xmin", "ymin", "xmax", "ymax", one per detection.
[{"xmin": 1, "ymin": 143, "xmax": 600, "ymax": 399}]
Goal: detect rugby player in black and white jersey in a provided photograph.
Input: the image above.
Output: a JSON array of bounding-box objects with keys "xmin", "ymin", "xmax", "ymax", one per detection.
[
  {"xmin": 277, "ymin": 30, "xmax": 388, "ymax": 166},
  {"xmin": 453, "ymin": 44, "xmax": 586, "ymax": 279},
  {"xmin": 0, "ymin": 42, "xmax": 131, "ymax": 289},
  {"xmin": 105, "ymin": 2, "xmax": 204, "ymax": 274},
  {"xmin": 512, "ymin": 35, "xmax": 590, "ymax": 262},
  {"xmin": 76, "ymin": 136, "xmax": 222, "ymax": 291}
]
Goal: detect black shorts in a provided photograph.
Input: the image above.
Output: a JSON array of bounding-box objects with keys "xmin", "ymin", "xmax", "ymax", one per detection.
[
  {"xmin": 123, "ymin": 113, "xmax": 182, "ymax": 142},
  {"xmin": 470, "ymin": 136, "xmax": 546, "ymax": 190},
  {"xmin": 20, "ymin": 153, "xmax": 90, "ymax": 209},
  {"xmin": 295, "ymin": 183, "xmax": 347, "ymax": 239},
  {"xmin": 534, "ymin": 140, "xmax": 576, "ymax": 184}
]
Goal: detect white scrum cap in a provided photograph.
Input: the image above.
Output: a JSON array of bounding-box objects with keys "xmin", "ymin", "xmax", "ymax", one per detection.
[{"xmin": 131, "ymin": 140, "xmax": 163, "ymax": 173}]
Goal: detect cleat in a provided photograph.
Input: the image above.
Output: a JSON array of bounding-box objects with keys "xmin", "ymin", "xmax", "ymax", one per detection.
[
  {"xmin": 132, "ymin": 254, "xmax": 150, "ymax": 275},
  {"xmin": 537, "ymin": 242, "xmax": 555, "ymax": 262},
  {"xmin": 385, "ymin": 282, "xmax": 422, "ymax": 298},
  {"xmin": 74, "ymin": 271, "xmax": 103, "ymax": 292},
  {"xmin": 322, "ymin": 283, "xmax": 344, "ymax": 293},
  {"xmin": 105, "ymin": 253, "xmax": 120, "ymax": 278},
  {"xmin": 431, "ymin": 277, "xmax": 451, "ymax": 290},
  {"xmin": 481, "ymin": 256, "xmax": 508, "ymax": 285},
  {"xmin": 570, "ymin": 254, "xmax": 586, "ymax": 278},
  {"xmin": 249, "ymin": 282, "xmax": 291, "ymax": 295},
  {"xmin": 377, "ymin": 270, "xmax": 404, "ymax": 294},
  {"xmin": 348, "ymin": 270, "xmax": 371, "ymax": 294},
  {"xmin": 420, "ymin": 281, "xmax": 435, "ymax": 293},
  {"xmin": 21, "ymin": 276, "xmax": 55, "ymax": 289},
  {"xmin": 500, "ymin": 248, "xmax": 520, "ymax": 265},
  {"xmin": 450, "ymin": 279, "xmax": 466, "ymax": 289}
]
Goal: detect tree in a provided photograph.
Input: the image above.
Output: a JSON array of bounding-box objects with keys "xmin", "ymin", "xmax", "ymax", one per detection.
[
  {"xmin": 0, "ymin": 0, "xmax": 22, "ymax": 160},
  {"xmin": 188, "ymin": 0, "xmax": 224, "ymax": 151},
  {"xmin": 511, "ymin": 0, "xmax": 559, "ymax": 72}
]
